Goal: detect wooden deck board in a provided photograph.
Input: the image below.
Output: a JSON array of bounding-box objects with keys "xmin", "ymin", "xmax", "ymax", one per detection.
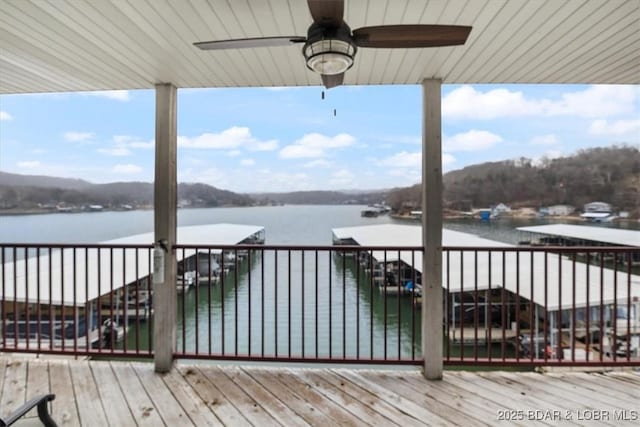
[
  {"xmin": 24, "ymin": 360, "xmax": 50, "ymax": 419},
  {"xmin": 178, "ymin": 365, "xmax": 252, "ymax": 427},
  {"xmin": 1, "ymin": 356, "xmax": 638, "ymax": 427},
  {"xmin": 132, "ymin": 362, "xmax": 195, "ymax": 427},
  {"xmin": 68, "ymin": 362, "xmax": 109, "ymax": 427},
  {"xmin": 224, "ymin": 366, "xmax": 310, "ymax": 427},
  {"xmin": 243, "ymin": 367, "xmax": 344, "ymax": 427},
  {"xmin": 90, "ymin": 362, "xmax": 136, "ymax": 427},
  {"xmin": 47, "ymin": 360, "xmax": 80, "ymax": 427},
  {"xmin": 160, "ymin": 368, "xmax": 224, "ymax": 427},
  {"xmin": 0, "ymin": 360, "xmax": 27, "ymax": 415},
  {"xmin": 109, "ymin": 362, "xmax": 165, "ymax": 426},
  {"xmin": 197, "ymin": 365, "xmax": 281, "ymax": 427}
]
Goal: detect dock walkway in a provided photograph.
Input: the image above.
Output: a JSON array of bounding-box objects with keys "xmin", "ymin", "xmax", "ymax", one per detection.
[{"xmin": 0, "ymin": 357, "xmax": 638, "ymax": 426}]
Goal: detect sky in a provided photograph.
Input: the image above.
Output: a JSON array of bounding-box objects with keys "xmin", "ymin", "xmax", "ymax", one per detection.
[{"xmin": 0, "ymin": 84, "xmax": 638, "ymax": 193}]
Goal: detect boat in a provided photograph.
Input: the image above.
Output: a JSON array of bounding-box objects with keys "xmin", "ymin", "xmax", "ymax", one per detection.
[{"xmin": 3, "ymin": 317, "xmax": 126, "ymax": 350}]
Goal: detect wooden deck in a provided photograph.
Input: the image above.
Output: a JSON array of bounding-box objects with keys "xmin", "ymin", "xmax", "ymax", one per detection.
[{"xmin": 0, "ymin": 357, "xmax": 638, "ymax": 426}]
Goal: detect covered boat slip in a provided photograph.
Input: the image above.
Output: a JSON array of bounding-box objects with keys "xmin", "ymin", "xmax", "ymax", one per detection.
[
  {"xmin": 1, "ymin": 223, "xmax": 265, "ymax": 306},
  {"xmin": 333, "ymin": 224, "xmax": 640, "ymax": 358},
  {"xmin": 0, "ymin": 224, "xmax": 264, "ymax": 349},
  {"xmin": 517, "ymin": 224, "xmax": 640, "ymax": 248}
]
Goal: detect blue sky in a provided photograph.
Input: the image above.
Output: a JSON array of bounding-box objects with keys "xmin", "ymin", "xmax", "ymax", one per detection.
[{"xmin": 0, "ymin": 84, "xmax": 638, "ymax": 193}]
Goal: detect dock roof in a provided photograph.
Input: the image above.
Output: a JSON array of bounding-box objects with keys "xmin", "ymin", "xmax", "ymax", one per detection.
[
  {"xmin": 332, "ymin": 224, "xmax": 640, "ymax": 311},
  {"xmin": 2, "ymin": 224, "xmax": 264, "ymax": 306},
  {"xmin": 517, "ymin": 224, "xmax": 640, "ymax": 247}
]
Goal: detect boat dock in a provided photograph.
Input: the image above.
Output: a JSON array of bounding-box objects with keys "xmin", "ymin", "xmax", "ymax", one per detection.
[
  {"xmin": 517, "ymin": 224, "xmax": 640, "ymax": 248},
  {"xmin": 1, "ymin": 223, "xmax": 264, "ymax": 350}
]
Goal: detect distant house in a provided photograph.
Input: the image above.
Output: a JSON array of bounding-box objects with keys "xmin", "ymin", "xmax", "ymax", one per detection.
[
  {"xmin": 492, "ymin": 203, "xmax": 511, "ymax": 215},
  {"xmin": 547, "ymin": 205, "xmax": 575, "ymax": 216},
  {"xmin": 583, "ymin": 201, "xmax": 612, "ymax": 213}
]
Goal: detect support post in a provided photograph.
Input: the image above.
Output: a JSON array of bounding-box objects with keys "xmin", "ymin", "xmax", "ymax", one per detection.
[
  {"xmin": 421, "ymin": 78, "xmax": 443, "ymax": 380},
  {"xmin": 154, "ymin": 83, "xmax": 177, "ymax": 372}
]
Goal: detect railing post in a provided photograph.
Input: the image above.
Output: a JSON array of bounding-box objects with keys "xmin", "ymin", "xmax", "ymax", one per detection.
[
  {"xmin": 154, "ymin": 83, "xmax": 178, "ymax": 372},
  {"xmin": 421, "ymin": 78, "xmax": 443, "ymax": 380}
]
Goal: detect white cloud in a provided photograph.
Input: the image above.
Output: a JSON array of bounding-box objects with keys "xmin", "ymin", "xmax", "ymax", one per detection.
[
  {"xmin": 443, "ymin": 85, "xmax": 638, "ymax": 120},
  {"xmin": 227, "ymin": 150, "xmax": 242, "ymax": 157},
  {"xmin": 240, "ymin": 159, "xmax": 255, "ymax": 166},
  {"xmin": 329, "ymin": 169, "xmax": 355, "ymax": 186},
  {"xmin": 379, "ymin": 151, "xmax": 421, "ymax": 168},
  {"xmin": 442, "ymin": 153, "xmax": 456, "ymax": 168},
  {"xmin": 17, "ymin": 160, "xmax": 41, "ymax": 169},
  {"xmin": 546, "ymin": 85, "xmax": 638, "ymax": 118},
  {"xmin": 178, "ymin": 127, "xmax": 278, "ymax": 151},
  {"xmin": 114, "ymin": 135, "xmax": 154, "ymax": 149},
  {"xmin": 0, "ymin": 111, "xmax": 13, "ymax": 121},
  {"xmin": 379, "ymin": 151, "xmax": 456, "ymax": 171},
  {"xmin": 304, "ymin": 159, "xmax": 333, "ymax": 168},
  {"xmin": 98, "ymin": 147, "xmax": 132, "ymax": 156},
  {"xmin": 64, "ymin": 131, "xmax": 95, "ymax": 142},
  {"xmin": 443, "ymin": 86, "xmax": 541, "ymax": 119},
  {"xmin": 444, "ymin": 130, "xmax": 503, "ymax": 152},
  {"xmin": 279, "ymin": 133, "xmax": 355, "ymax": 159},
  {"xmin": 112, "ymin": 164, "xmax": 142, "ymax": 174},
  {"xmin": 531, "ymin": 134, "xmax": 558, "ymax": 145},
  {"xmin": 86, "ymin": 90, "xmax": 130, "ymax": 101},
  {"xmin": 589, "ymin": 119, "xmax": 640, "ymax": 136}
]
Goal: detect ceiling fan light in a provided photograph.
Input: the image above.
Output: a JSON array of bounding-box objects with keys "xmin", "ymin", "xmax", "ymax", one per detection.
[{"xmin": 304, "ymin": 39, "xmax": 355, "ymax": 75}]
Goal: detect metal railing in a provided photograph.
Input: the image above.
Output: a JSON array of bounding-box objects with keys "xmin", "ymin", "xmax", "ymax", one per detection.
[
  {"xmin": 1, "ymin": 243, "xmax": 638, "ymax": 367},
  {"xmin": 174, "ymin": 244, "xmax": 422, "ymax": 364}
]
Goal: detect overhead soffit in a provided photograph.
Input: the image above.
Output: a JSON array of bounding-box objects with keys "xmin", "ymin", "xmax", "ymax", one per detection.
[{"xmin": 0, "ymin": 0, "xmax": 638, "ymax": 94}]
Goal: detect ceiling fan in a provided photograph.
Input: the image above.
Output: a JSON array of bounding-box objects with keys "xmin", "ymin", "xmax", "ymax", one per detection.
[{"xmin": 194, "ymin": 0, "xmax": 472, "ymax": 89}]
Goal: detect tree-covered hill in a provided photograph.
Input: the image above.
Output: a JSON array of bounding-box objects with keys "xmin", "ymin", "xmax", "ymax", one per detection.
[{"xmin": 387, "ymin": 146, "xmax": 640, "ymax": 216}]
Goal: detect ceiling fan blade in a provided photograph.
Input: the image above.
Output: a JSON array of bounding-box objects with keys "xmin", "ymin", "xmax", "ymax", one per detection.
[
  {"xmin": 321, "ymin": 73, "xmax": 344, "ymax": 89},
  {"xmin": 194, "ymin": 36, "xmax": 306, "ymax": 50},
  {"xmin": 352, "ymin": 25, "xmax": 472, "ymax": 48},
  {"xmin": 308, "ymin": 0, "xmax": 344, "ymax": 27}
]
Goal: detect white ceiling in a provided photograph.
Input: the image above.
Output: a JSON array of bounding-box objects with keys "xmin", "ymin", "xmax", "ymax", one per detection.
[{"xmin": 1, "ymin": 0, "xmax": 638, "ymax": 94}]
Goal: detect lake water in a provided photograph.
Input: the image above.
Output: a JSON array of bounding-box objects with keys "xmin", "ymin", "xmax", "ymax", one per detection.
[
  {"xmin": 2, "ymin": 204, "xmax": 637, "ymax": 244},
  {"xmin": 2, "ymin": 206, "xmax": 637, "ymax": 360}
]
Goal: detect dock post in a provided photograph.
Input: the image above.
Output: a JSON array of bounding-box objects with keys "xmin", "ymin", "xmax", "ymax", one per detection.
[
  {"xmin": 154, "ymin": 83, "xmax": 178, "ymax": 372},
  {"xmin": 421, "ymin": 78, "xmax": 443, "ymax": 380}
]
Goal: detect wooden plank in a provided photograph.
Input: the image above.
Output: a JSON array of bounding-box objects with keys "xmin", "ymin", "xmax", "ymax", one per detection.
[
  {"xmin": 470, "ymin": 372, "xmax": 589, "ymax": 426},
  {"xmin": 178, "ymin": 365, "xmax": 251, "ymax": 427},
  {"xmin": 198, "ymin": 365, "xmax": 280, "ymax": 427},
  {"xmin": 68, "ymin": 361, "xmax": 109, "ymax": 426},
  {"xmin": 110, "ymin": 362, "xmax": 165, "ymax": 426},
  {"xmin": 0, "ymin": 358, "xmax": 8, "ymax": 410},
  {"xmin": 510, "ymin": 372, "xmax": 636, "ymax": 412},
  {"xmin": 0, "ymin": 359, "xmax": 27, "ymax": 415},
  {"xmin": 47, "ymin": 360, "xmax": 81, "ymax": 427},
  {"xmin": 224, "ymin": 367, "xmax": 310, "ymax": 427},
  {"xmin": 132, "ymin": 362, "xmax": 195, "ymax": 427},
  {"xmin": 356, "ymin": 370, "xmax": 493, "ymax": 426},
  {"xmin": 161, "ymin": 368, "xmax": 224, "ymax": 427},
  {"xmin": 401, "ymin": 372, "xmax": 520, "ymax": 426},
  {"xmin": 24, "ymin": 360, "xmax": 51, "ymax": 418},
  {"xmin": 555, "ymin": 373, "xmax": 639, "ymax": 404},
  {"xmin": 293, "ymin": 368, "xmax": 418, "ymax": 426},
  {"xmin": 442, "ymin": 372, "xmax": 578, "ymax": 427},
  {"xmin": 605, "ymin": 371, "xmax": 640, "ymax": 386},
  {"xmin": 90, "ymin": 362, "xmax": 137, "ymax": 427},
  {"xmin": 489, "ymin": 372, "xmax": 618, "ymax": 427},
  {"xmin": 335, "ymin": 369, "xmax": 457, "ymax": 426},
  {"xmin": 265, "ymin": 369, "xmax": 361, "ymax": 426},
  {"xmin": 243, "ymin": 367, "xmax": 345, "ymax": 427}
]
